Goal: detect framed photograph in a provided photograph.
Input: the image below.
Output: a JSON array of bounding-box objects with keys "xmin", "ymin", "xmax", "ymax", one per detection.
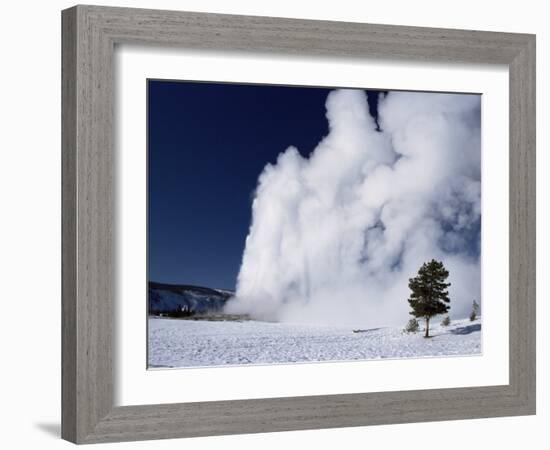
[{"xmin": 62, "ymin": 5, "xmax": 536, "ymax": 444}]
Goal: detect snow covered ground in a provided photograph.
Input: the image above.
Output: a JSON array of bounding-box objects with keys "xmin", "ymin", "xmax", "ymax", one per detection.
[{"xmin": 148, "ymin": 317, "xmax": 481, "ymax": 368}]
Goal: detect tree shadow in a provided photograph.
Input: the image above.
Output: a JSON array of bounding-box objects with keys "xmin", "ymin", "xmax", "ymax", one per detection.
[
  {"xmin": 352, "ymin": 327, "xmax": 382, "ymax": 333},
  {"xmin": 450, "ymin": 323, "xmax": 481, "ymax": 335}
]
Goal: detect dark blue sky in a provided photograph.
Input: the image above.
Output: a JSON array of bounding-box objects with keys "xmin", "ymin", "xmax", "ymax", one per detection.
[{"xmin": 148, "ymin": 80, "xmax": 383, "ymax": 289}]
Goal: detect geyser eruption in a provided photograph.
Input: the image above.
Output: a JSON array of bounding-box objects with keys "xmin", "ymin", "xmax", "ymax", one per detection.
[{"xmin": 226, "ymin": 89, "xmax": 481, "ymax": 327}]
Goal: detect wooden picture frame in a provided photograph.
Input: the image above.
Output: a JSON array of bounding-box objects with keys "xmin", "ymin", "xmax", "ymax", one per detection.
[{"xmin": 62, "ymin": 5, "xmax": 536, "ymax": 444}]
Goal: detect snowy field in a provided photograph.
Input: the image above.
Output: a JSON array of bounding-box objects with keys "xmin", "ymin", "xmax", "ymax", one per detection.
[{"xmin": 148, "ymin": 317, "xmax": 481, "ymax": 368}]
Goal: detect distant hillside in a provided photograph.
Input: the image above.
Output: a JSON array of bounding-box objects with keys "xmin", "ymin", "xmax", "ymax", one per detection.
[{"xmin": 148, "ymin": 281, "xmax": 234, "ymax": 315}]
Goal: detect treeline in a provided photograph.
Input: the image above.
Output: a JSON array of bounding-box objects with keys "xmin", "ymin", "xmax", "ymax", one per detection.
[{"xmin": 150, "ymin": 306, "xmax": 196, "ymax": 318}]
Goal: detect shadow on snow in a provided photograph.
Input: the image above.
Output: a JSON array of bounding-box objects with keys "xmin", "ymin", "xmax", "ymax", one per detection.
[{"xmin": 450, "ymin": 323, "xmax": 481, "ymax": 335}]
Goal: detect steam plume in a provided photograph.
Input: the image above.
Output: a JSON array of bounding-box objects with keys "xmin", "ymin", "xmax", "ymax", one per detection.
[{"xmin": 226, "ymin": 89, "xmax": 481, "ymax": 327}]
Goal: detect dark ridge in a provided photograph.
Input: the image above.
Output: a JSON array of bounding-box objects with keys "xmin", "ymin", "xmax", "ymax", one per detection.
[
  {"xmin": 148, "ymin": 281, "xmax": 235, "ymax": 315},
  {"xmin": 148, "ymin": 281, "xmax": 234, "ymax": 296}
]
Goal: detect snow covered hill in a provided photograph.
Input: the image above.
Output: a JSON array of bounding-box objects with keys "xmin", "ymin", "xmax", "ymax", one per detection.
[
  {"xmin": 148, "ymin": 316, "xmax": 482, "ymax": 368},
  {"xmin": 148, "ymin": 282, "xmax": 233, "ymax": 314}
]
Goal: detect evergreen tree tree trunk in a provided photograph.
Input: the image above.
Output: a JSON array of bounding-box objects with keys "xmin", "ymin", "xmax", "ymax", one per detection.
[
  {"xmin": 407, "ymin": 259, "xmax": 451, "ymax": 338},
  {"xmin": 424, "ymin": 317, "xmax": 430, "ymax": 338}
]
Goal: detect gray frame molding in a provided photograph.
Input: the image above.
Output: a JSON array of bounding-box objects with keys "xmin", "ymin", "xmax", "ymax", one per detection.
[{"xmin": 62, "ymin": 5, "xmax": 536, "ymax": 444}]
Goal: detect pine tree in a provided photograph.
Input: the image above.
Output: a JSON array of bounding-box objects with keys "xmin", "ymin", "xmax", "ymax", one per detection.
[
  {"xmin": 404, "ymin": 318, "xmax": 420, "ymax": 333},
  {"xmin": 469, "ymin": 300, "xmax": 479, "ymax": 321},
  {"xmin": 441, "ymin": 315, "xmax": 451, "ymax": 327},
  {"xmin": 407, "ymin": 259, "xmax": 451, "ymax": 338}
]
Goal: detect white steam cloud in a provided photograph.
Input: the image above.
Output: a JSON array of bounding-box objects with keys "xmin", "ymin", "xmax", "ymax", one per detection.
[{"xmin": 226, "ymin": 89, "xmax": 481, "ymax": 327}]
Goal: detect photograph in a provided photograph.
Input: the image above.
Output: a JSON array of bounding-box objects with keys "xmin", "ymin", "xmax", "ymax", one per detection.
[{"xmin": 147, "ymin": 80, "xmax": 482, "ymax": 369}]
